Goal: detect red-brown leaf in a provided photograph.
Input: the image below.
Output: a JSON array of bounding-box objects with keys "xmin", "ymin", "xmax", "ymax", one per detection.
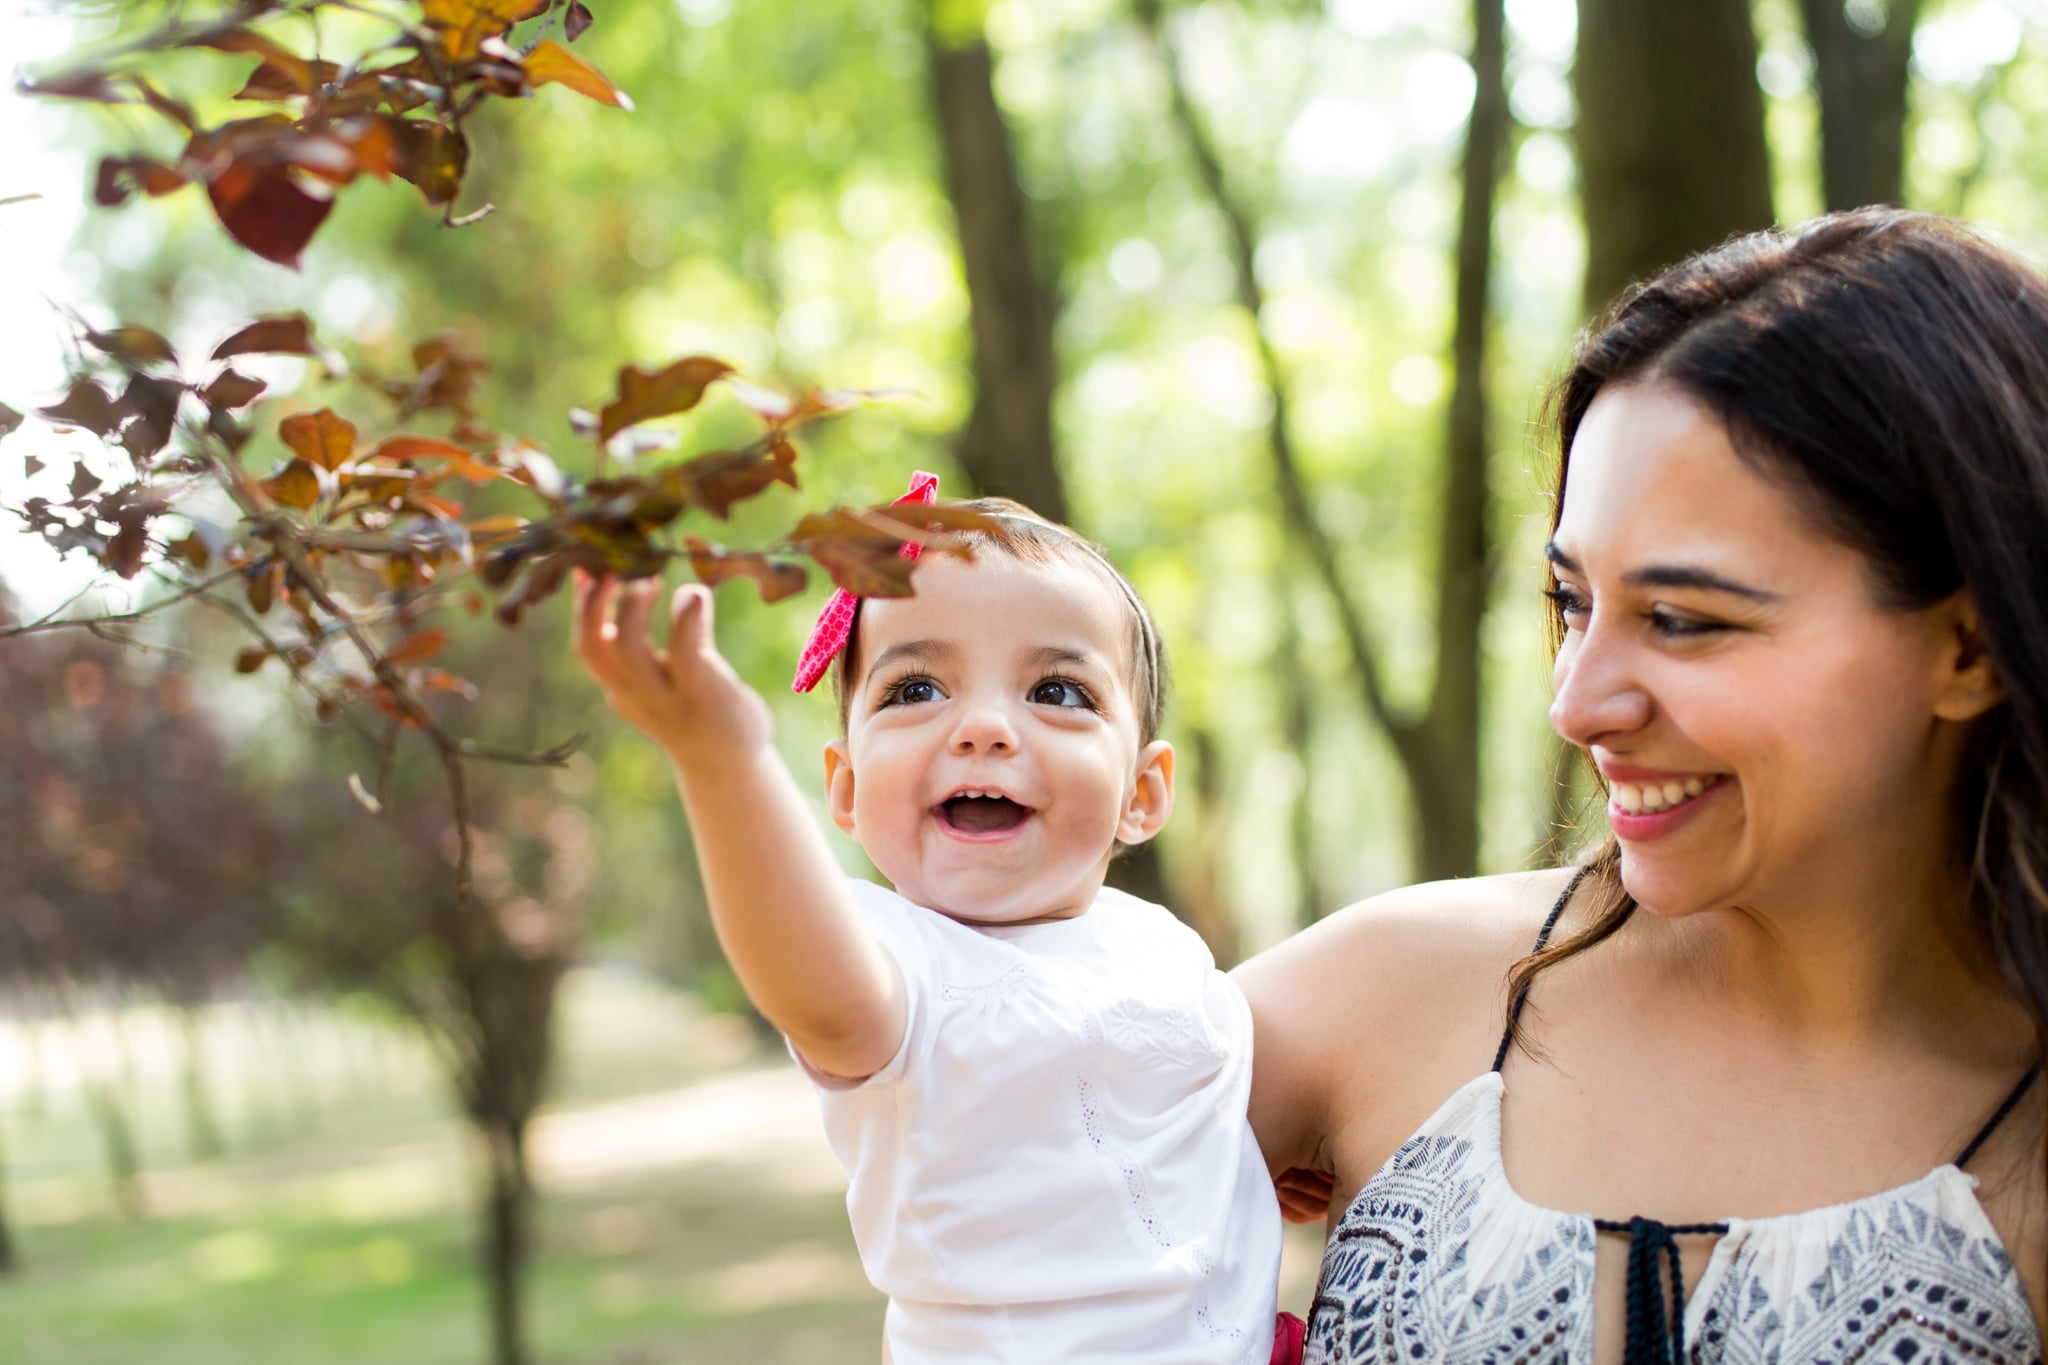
[
  {"xmin": 258, "ymin": 459, "xmax": 321, "ymax": 510},
  {"xmin": 86, "ymin": 326, "xmax": 178, "ymax": 369},
  {"xmin": 334, "ymin": 115, "xmax": 398, "ymax": 180},
  {"xmin": 212, "ymin": 313, "xmax": 318, "ymax": 361},
  {"xmin": 167, "ymin": 532, "xmax": 212, "ymax": 571},
  {"xmin": 523, "ymin": 40, "xmax": 633, "ymax": 109},
  {"xmin": 117, "ymin": 374, "xmax": 183, "ymax": 464},
  {"xmin": 385, "ymin": 628, "xmax": 447, "ymax": 665},
  {"xmin": 104, "ymin": 503, "xmax": 151, "ymax": 579},
  {"xmin": 94, "ymin": 156, "xmax": 185, "ymax": 208},
  {"xmin": 788, "ymin": 506, "xmax": 923, "ymax": 599},
  {"xmin": 686, "ymin": 539, "xmax": 809, "ymax": 603},
  {"xmin": 279, "ymin": 408, "xmax": 356, "ymax": 470},
  {"xmin": 388, "ymin": 119, "xmax": 468, "ymax": 206},
  {"xmin": 38, "ymin": 378, "xmax": 120, "ymax": 436},
  {"xmin": 234, "ymin": 646, "xmax": 271, "ymax": 673},
  {"xmin": 202, "ymin": 370, "xmax": 268, "ymax": 409},
  {"xmin": 247, "ymin": 561, "xmax": 281, "ymax": 614},
  {"xmin": 668, "ymin": 447, "xmax": 799, "ymax": 520},
  {"xmin": 191, "ymin": 30, "xmax": 330, "ymax": 95},
  {"xmin": 233, "ymin": 56, "xmax": 343, "ymax": 102},
  {"xmin": 21, "ymin": 71, "xmax": 130, "ymax": 104},
  {"xmin": 206, "ymin": 158, "xmax": 334, "ymax": 268},
  {"xmin": 598, "ymin": 356, "xmax": 734, "ymax": 441},
  {"xmin": 565, "ymin": 1, "xmax": 594, "ymax": 41},
  {"xmin": 413, "ymin": 668, "xmax": 477, "ymax": 698},
  {"xmin": 0, "ymin": 403, "xmax": 21, "ymax": 439},
  {"xmin": 421, "ymin": 0, "xmax": 544, "ymax": 58}
]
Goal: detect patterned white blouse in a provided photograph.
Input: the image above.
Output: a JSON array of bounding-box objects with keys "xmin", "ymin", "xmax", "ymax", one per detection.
[{"xmin": 1305, "ymin": 876, "xmax": 2041, "ymax": 1365}]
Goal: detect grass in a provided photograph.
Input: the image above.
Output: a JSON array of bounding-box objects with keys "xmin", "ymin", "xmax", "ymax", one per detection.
[{"xmin": 0, "ymin": 970, "xmax": 1321, "ymax": 1363}]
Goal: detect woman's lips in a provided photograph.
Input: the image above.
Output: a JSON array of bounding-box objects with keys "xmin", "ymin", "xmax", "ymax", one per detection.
[{"xmin": 1607, "ymin": 775, "xmax": 1726, "ymax": 837}]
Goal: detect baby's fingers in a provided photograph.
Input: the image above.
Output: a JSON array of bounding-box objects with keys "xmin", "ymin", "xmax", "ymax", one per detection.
[
  {"xmin": 665, "ymin": 584, "xmax": 715, "ymax": 683},
  {"xmin": 571, "ymin": 571, "xmax": 622, "ymax": 677},
  {"xmin": 608, "ymin": 577, "xmax": 670, "ymax": 693}
]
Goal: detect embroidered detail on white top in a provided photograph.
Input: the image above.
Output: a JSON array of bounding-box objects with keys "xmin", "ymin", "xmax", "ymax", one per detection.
[{"xmin": 1305, "ymin": 1071, "xmax": 2042, "ymax": 1365}]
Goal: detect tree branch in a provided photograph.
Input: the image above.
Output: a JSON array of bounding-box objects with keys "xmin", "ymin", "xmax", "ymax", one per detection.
[{"xmin": 1132, "ymin": 0, "xmax": 1417, "ymax": 754}]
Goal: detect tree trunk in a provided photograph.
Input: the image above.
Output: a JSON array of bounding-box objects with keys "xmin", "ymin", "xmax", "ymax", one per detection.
[
  {"xmin": 82, "ymin": 1075, "xmax": 145, "ymax": 1220},
  {"xmin": 1575, "ymin": 0, "xmax": 1775, "ymax": 312},
  {"xmin": 1800, "ymin": 0, "xmax": 1921, "ymax": 210},
  {"xmin": 66, "ymin": 988, "xmax": 146, "ymax": 1220},
  {"xmin": 1180, "ymin": 728, "xmax": 1242, "ymax": 966},
  {"xmin": 0, "ymin": 1118, "xmax": 17, "ymax": 1274},
  {"xmin": 177, "ymin": 1006, "xmax": 225, "ymax": 1163},
  {"xmin": 480, "ymin": 1120, "xmax": 532, "ymax": 1365},
  {"xmin": 1138, "ymin": 0, "xmax": 1507, "ymax": 882},
  {"xmin": 1417, "ymin": 0, "xmax": 1508, "ymax": 882},
  {"xmin": 1278, "ymin": 583, "xmax": 1326, "ymax": 929},
  {"xmin": 923, "ymin": 6, "xmax": 1068, "ymax": 524}
]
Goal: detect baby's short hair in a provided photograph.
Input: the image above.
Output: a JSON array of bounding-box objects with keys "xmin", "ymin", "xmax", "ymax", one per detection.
[{"xmin": 831, "ymin": 498, "xmax": 1168, "ymax": 744}]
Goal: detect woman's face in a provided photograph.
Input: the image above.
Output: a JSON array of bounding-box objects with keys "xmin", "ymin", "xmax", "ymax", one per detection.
[{"xmin": 1547, "ymin": 381, "xmax": 1981, "ymax": 920}]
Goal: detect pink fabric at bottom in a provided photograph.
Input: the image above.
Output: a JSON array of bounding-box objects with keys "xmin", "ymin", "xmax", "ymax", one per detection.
[{"xmin": 1270, "ymin": 1312, "xmax": 1306, "ymax": 1365}]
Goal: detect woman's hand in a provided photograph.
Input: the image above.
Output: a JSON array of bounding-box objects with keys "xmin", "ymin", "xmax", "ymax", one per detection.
[
  {"xmin": 1274, "ymin": 1165, "xmax": 1336, "ymax": 1225},
  {"xmin": 571, "ymin": 571, "xmax": 772, "ymax": 765}
]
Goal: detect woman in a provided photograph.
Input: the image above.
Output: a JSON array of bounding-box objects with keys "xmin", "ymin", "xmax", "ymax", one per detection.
[{"xmin": 1239, "ymin": 209, "xmax": 2048, "ymax": 1363}]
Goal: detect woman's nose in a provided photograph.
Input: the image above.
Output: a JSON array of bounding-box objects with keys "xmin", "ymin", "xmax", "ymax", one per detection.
[{"xmin": 1548, "ymin": 627, "xmax": 1653, "ymax": 747}]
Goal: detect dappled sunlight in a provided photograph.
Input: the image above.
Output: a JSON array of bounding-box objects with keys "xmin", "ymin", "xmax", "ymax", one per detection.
[
  {"xmin": 191, "ymin": 1229, "xmax": 283, "ymax": 1285},
  {"xmin": 532, "ymin": 1064, "xmax": 845, "ymax": 1196},
  {"xmin": 683, "ymin": 1239, "xmax": 868, "ymax": 1317}
]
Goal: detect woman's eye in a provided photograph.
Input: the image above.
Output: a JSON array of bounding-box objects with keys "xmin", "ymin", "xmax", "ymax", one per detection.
[
  {"xmin": 1544, "ymin": 585, "xmax": 1590, "ymax": 625},
  {"xmin": 1648, "ymin": 609, "xmax": 1726, "ymax": 639},
  {"xmin": 882, "ymin": 677, "xmax": 940, "ymax": 706},
  {"xmin": 1029, "ymin": 677, "xmax": 1093, "ymax": 709}
]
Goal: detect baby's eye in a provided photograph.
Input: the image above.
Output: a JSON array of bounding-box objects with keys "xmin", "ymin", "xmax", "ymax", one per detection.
[
  {"xmin": 882, "ymin": 677, "xmax": 941, "ymax": 706},
  {"xmin": 1029, "ymin": 677, "xmax": 1094, "ymax": 709}
]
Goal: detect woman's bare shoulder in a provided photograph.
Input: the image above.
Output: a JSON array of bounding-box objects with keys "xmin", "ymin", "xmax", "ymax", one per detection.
[
  {"xmin": 1237, "ymin": 867, "xmax": 1575, "ymax": 1000},
  {"xmin": 1234, "ymin": 868, "xmax": 1580, "ymax": 1174}
]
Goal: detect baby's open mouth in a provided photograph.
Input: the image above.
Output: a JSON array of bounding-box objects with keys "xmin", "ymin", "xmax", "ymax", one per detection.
[{"xmin": 937, "ymin": 791, "xmax": 1033, "ymax": 834}]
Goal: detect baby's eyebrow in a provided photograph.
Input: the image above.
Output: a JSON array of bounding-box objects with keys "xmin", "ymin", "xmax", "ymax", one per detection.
[
  {"xmin": 863, "ymin": 638, "xmax": 955, "ymax": 683},
  {"xmin": 1026, "ymin": 646, "xmax": 1107, "ymax": 673}
]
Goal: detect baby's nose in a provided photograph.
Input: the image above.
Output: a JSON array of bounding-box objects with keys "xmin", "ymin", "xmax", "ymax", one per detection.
[{"xmin": 947, "ymin": 700, "xmax": 1017, "ymax": 753}]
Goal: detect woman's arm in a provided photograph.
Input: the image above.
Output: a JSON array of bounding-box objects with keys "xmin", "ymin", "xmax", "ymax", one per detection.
[
  {"xmin": 573, "ymin": 573, "xmax": 905, "ymax": 1080},
  {"xmin": 1233, "ymin": 872, "xmax": 1575, "ymax": 1200}
]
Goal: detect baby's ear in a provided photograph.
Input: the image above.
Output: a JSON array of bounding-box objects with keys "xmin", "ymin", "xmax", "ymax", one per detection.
[
  {"xmin": 1117, "ymin": 740, "xmax": 1175, "ymax": 845},
  {"xmin": 823, "ymin": 740, "xmax": 859, "ymax": 838}
]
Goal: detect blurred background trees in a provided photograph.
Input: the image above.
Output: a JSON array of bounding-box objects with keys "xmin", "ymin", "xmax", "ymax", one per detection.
[{"xmin": 5, "ymin": 0, "xmax": 2047, "ymax": 1360}]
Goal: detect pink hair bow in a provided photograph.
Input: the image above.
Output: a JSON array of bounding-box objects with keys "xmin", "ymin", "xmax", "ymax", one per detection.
[{"xmin": 791, "ymin": 470, "xmax": 940, "ymax": 693}]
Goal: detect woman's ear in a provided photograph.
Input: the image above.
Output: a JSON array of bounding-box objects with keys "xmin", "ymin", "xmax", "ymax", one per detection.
[
  {"xmin": 823, "ymin": 740, "xmax": 859, "ymax": 837},
  {"xmin": 1932, "ymin": 591, "xmax": 2006, "ymax": 722},
  {"xmin": 1118, "ymin": 740, "xmax": 1175, "ymax": 845}
]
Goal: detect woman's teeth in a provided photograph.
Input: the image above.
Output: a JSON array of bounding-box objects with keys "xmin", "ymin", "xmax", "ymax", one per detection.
[{"xmin": 1611, "ymin": 776, "xmax": 1711, "ymax": 815}]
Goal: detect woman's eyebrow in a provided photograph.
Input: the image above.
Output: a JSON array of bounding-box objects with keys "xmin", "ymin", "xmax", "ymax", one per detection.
[{"xmin": 1545, "ymin": 540, "xmax": 1780, "ymax": 602}]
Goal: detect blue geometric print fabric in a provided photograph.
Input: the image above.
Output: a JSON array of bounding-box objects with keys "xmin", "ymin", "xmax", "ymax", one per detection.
[{"xmin": 1303, "ymin": 1072, "xmax": 2039, "ymax": 1365}]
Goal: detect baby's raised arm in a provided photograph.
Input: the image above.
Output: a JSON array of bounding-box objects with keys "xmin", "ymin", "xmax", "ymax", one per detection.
[{"xmin": 571, "ymin": 572, "xmax": 905, "ymax": 1080}]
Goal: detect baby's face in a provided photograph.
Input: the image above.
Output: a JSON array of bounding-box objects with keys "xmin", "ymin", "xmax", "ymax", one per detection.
[{"xmin": 823, "ymin": 553, "xmax": 1172, "ymax": 926}]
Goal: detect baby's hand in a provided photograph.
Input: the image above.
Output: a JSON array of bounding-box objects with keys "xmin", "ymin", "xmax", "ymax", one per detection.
[{"xmin": 571, "ymin": 572, "xmax": 772, "ymax": 764}]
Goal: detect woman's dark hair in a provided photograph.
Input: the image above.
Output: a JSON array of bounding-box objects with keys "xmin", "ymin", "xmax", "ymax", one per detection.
[{"xmin": 1515, "ymin": 209, "xmax": 2048, "ymax": 1076}]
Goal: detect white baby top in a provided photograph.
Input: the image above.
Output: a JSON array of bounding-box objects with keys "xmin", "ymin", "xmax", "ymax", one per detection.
[{"xmin": 798, "ymin": 878, "xmax": 1282, "ymax": 1365}]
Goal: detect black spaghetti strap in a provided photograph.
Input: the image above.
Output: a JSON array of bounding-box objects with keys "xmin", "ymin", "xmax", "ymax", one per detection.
[
  {"xmin": 1954, "ymin": 1065, "xmax": 2040, "ymax": 1169},
  {"xmin": 1491, "ymin": 865, "xmax": 1593, "ymax": 1074}
]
